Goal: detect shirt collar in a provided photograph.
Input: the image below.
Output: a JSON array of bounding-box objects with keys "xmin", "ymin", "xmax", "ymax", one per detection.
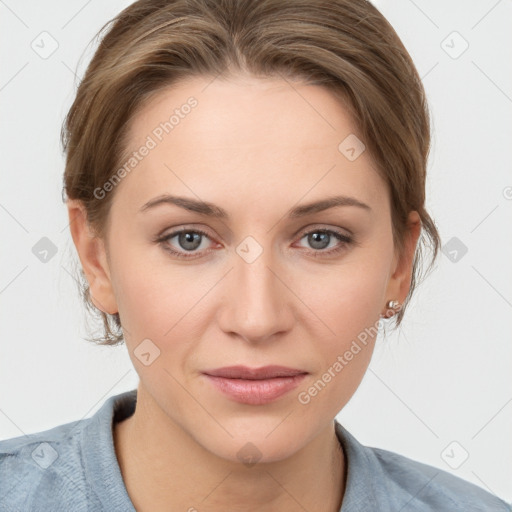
[
  {"xmin": 334, "ymin": 419, "xmax": 381, "ymax": 511},
  {"xmin": 81, "ymin": 389, "xmax": 385, "ymax": 512},
  {"xmin": 81, "ymin": 389, "xmax": 137, "ymax": 511}
]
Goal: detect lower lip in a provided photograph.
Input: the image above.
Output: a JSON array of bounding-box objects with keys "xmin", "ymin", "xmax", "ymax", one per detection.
[{"xmin": 203, "ymin": 374, "xmax": 308, "ymax": 405}]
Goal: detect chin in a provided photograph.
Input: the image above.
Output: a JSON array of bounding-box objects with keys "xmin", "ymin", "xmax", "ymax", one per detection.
[{"xmin": 193, "ymin": 420, "xmax": 310, "ymax": 466}]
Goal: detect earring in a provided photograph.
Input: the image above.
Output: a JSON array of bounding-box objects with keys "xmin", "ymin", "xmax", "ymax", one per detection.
[{"xmin": 380, "ymin": 300, "xmax": 401, "ymax": 319}]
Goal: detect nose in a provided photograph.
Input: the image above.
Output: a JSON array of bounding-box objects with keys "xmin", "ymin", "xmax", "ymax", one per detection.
[{"xmin": 217, "ymin": 239, "xmax": 295, "ymax": 345}]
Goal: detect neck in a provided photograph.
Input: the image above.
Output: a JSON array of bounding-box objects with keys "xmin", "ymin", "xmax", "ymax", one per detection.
[{"xmin": 114, "ymin": 385, "xmax": 346, "ymax": 512}]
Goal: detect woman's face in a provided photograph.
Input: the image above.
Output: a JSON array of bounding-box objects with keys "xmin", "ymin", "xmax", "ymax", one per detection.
[{"xmin": 76, "ymin": 74, "xmax": 418, "ymax": 463}]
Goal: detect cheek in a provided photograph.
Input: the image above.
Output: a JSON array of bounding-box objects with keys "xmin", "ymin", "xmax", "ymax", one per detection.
[
  {"xmin": 109, "ymin": 244, "xmax": 182, "ymax": 334},
  {"xmin": 111, "ymin": 246, "xmax": 217, "ymax": 358},
  {"xmin": 301, "ymin": 258, "xmax": 387, "ymax": 340},
  {"xmin": 293, "ymin": 255, "xmax": 390, "ymax": 395},
  {"xmin": 296, "ymin": 288, "xmax": 380, "ymax": 416}
]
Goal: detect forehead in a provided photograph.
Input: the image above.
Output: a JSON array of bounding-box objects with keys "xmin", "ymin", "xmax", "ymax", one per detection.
[
  {"xmin": 115, "ymin": 74, "xmax": 388, "ymax": 217},
  {"xmin": 128, "ymin": 74, "xmax": 359, "ymax": 150}
]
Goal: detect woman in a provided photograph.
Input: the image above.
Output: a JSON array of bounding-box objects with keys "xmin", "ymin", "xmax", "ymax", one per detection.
[{"xmin": 0, "ymin": 0, "xmax": 509, "ymax": 510}]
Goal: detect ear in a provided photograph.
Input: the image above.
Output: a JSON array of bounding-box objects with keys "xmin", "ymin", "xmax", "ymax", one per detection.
[
  {"xmin": 66, "ymin": 199, "xmax": 118, "ymax": 315},
  {"xmin": 384, "ymin": 210, "xmax": 422, "ymax": 306}
]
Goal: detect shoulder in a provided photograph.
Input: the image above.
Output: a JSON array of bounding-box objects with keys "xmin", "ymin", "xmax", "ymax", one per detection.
[
  {"xmin": 0, "ymin": 418, "xmax": 97, "ymax": 510},
  {"xmin": 369, "ymin": 445, "xmax": 511, "ymax": 511},
  {"xmin": 335, "ymin": 422, "xmax": 511, "ymax": 512},
  {"xmin": 0, "ymin": 390, "xmax": 137, "ymax": 511}
]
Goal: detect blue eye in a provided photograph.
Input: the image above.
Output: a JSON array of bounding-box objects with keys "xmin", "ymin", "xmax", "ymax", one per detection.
[
  {"xmin": 297, "ymin": 229, "xmax": 353, "ymax": 256},
  {"xmin": 156, "ymin": 227, "xmax": 354, "ymax": 259},
  {"xmin": 157, "ymin": 228, "xmax": 214, "ymax": 259}
]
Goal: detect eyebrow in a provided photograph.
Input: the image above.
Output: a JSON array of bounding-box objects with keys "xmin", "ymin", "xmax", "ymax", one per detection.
[{"xmin": 138, "ymin": 194, "xmax": 371, "ymax": 218}]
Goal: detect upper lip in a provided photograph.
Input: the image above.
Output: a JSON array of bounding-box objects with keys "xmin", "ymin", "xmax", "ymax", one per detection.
[{"xmin": 203, "ymin": 365, "xmax": 308, "ymax": 380}]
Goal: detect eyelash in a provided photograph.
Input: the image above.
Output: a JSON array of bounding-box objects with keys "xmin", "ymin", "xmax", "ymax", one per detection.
[{"xmin": 156, "ymin": 227, "xmax": 354, "ymax": 260}]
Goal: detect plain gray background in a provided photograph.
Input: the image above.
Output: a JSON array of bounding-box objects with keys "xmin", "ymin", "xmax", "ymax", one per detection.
[{"xmin": 1, "ymin": 0, "xmax": 511, "ymax": 503}]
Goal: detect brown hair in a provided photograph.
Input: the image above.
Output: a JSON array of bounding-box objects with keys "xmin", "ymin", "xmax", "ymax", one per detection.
[{"xmin": 61, "ymin": 0, "xmax": 441, "ymax": 346}]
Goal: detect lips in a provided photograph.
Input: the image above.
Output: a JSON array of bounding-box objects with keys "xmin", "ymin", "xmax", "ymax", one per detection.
[
  {"xmin": 203, "ymin": 365, "xmax": 308, "ymax": 380},
  {"xmin": 202, "ymin": 365, "xmax": 308, "ymax": 405}
]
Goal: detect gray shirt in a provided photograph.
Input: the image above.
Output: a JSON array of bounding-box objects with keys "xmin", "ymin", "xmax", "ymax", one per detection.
[{"xmin": 1, "ymin": 389, "xmax": 510, "ymax": 511}]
